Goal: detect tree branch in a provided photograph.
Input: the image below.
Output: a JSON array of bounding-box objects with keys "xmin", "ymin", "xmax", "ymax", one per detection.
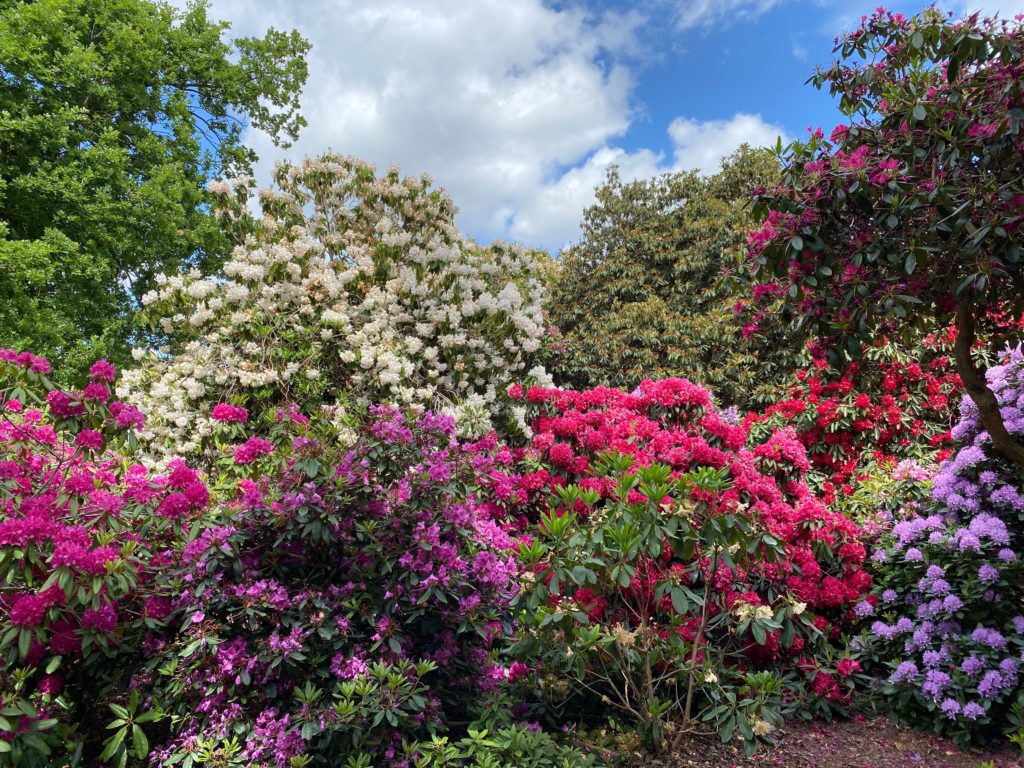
[{"xmin": 953, "ymin": 294, "xmax": 1024, "ymax": 470}]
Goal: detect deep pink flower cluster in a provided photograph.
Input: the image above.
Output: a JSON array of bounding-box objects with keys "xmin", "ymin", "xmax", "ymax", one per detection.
[
  {"xmin": 234, "ymin": 436, "xmax": 275, "ymax": 464},
  {"xmin": 211, "ymin": 402, "xmax": 249, "ymax": 423},
  {"xmin": 0, "ymin": 348, "xmax": 51, "ymax": 374},
  {"xmin": 502, "ymin": 378, "xmax": 871, "ymax": 674},
  {"xmin": 0, "ymin": 350, "xmax": 204, "ymax": 758}
]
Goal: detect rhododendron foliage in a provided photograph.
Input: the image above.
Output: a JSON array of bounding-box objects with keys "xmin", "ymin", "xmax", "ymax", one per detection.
[
  {"xmin": 751, "ymin": 8, "xmax": 1024, "ymax": 469},
  {"xmin": 498, "ymin": 377, "xmax": 872, "ymax": 743}
]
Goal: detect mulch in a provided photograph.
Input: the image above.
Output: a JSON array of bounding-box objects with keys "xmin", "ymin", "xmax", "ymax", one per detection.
[{"xmin": 624, "ymin": 717, "xmax": 1024, "ymax": 768}]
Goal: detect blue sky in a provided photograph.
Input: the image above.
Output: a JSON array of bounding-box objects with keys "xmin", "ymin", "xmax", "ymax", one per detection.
[
  {"xmin": 182, "ymin": 0, "xmax": 1023, "ymax": 251},
  {"xmin": 617, "ymin": 0, "xmax": 1020, "ymax": 162}
]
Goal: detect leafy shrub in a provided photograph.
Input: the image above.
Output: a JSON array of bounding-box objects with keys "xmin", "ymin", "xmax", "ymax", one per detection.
[
  {"xmin": 746, "ymin": 332, "xmax": 963, "ymax": 501},
  {"xmin": 408, "ymin": 724, "xmax": 603, "ymax": 768},
  {"xmin": 121, "ymin": 153, "xmax": 549, "ymax": 461},
  {"xmin": 861, "ymin": 347, "xmax": 1024, "ymax": 747},
  {"xmin": 749, "ymin": 7, "xmax": 1024, "ymax": 471},
  {"xmin": 0, "ymin": 351, "xmax": 591, "ymax": 767},
  {"xmin": 0, "ymin": 350, "xmax": 200, "ymax": 766},
  {"xmin": 143, "ymin": 404, "xmax": 526, "ymax": 767},
  {"xmin": 498, "ymin": 378, "xmax": 871, "ymax": 752}
]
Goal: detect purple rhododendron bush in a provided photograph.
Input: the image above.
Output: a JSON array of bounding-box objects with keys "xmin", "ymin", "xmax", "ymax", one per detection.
[
  {"xmin": 144, "ymin": 402, "xmax": 530, "ymax": 767},
  {"xmin": 861, "ymin": 347, "xmax": 1024, "ymax": 748}
]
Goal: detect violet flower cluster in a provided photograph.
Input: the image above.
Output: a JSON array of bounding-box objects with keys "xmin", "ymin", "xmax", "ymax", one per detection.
[
  {"xmin": 145, "ymin": 404, "xmax": 524, "ymax": 767},
  {"xmin": 863, "ymin": 347, "xmax": 1024, "ymax": 746}
]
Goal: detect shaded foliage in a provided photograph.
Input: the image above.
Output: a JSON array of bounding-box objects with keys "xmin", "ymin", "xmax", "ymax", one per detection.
[{"xmin": 547, "ymin": 147, "xmax": 803, "ymax": 409}]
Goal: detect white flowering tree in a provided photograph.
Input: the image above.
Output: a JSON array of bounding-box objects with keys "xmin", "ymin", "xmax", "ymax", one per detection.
[{"xmin": 121, "ymin": 154, "xmax": 549, "ymax": 459}]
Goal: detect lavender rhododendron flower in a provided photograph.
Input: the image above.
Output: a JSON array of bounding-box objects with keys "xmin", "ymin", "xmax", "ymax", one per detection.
[{"xmin": 864, "ymin": 346, "xmax": 1024, "ymax": 745}]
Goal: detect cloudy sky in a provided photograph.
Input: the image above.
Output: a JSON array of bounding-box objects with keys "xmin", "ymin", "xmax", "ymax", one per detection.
[{"xmin": 185, "ymin": 0, "xmax": 1024, "ymax": 251}]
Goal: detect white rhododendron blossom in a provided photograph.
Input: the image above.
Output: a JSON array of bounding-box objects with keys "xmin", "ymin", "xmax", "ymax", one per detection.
[{"xmin": 121, "ymin": 154, "xmax": 548, "ymax": 459}]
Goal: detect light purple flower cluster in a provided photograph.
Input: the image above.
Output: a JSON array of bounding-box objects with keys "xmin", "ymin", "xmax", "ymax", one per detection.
[
  {"xmin": 933, "ymin": 347, "xmax": 1024, "ymax": 520},
  {"xmin": 864, "ymin": 347, "xmax": 1024, "ymax": 743}
]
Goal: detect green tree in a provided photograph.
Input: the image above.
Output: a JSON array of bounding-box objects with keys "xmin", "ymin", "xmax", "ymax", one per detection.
[
  {"xmin": 0, "ymin": 0, "xmax": 309, "ymax": 375},
  {"xmin": 547, "ymin": 146, "xmax": 803, "ymax": 409}
]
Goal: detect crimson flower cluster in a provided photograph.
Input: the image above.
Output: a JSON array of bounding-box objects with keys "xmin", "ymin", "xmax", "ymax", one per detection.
[
  {"xmin": 499, "ymin": 378, "xmax": 871, "ymax": 695},
  {"xmin": 746, "ymin": 333, "xmax": 962, "ymax": 502}
]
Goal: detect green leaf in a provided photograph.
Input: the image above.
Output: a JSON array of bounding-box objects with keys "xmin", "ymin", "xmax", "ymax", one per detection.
[
  {"xmin": 18, "ymin": 629, "xmax": 30, "ymax": 660},
  {"xmin": 904, "ymin": 253, "xmax": 916, "ymax": 275},
  {"xmin": 912, "ymin": 104, "xmax": 926, "ymax": 121},
  {"xmin": 99, "ymin": 732, "xmax": 123, "ymax": 762},
  {"xmin": 132, "ymin": 725, "xmax": 149, "ymax": 759},
  {"xmin": 751, "ymin": 623, "xmax": 767, "ymax": 645},
  {"xmin": 670, "ymin": 588, "xmax": 688, "ymax": 614}
]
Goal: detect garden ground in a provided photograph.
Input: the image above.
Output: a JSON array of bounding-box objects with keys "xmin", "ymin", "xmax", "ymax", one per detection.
[{"xmin": 632, "ymin": 718, "xmax": 1024, "ymax": 768}]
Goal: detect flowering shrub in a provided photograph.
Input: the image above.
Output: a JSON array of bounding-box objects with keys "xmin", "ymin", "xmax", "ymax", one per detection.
[
  {"xmin": 746, "ymin": 333, "xmax": 962, "ymax": 501},
  {"xmin": 143, "ymin": 404, "xmax": 525, "ymax": 767},
  {"xmin": 750, "ymin": 8, "xmax": 1024, "ymax": 470},
  {"xmin": 500, "ymin": 378, "xmax": 872, "ymax": 748},
  {"xmin": 0, "ymin": 351, "xmax": 201, "ymax": 766},
  {"xmin": 514, "ymin": 457, "xmax": 798, "ymax": 755},
  {"xmin": 121, "ymin": 153, "xmax": 549, "ymax": 461},
  {"xmin": 862, "ymin": 347, "xmax": 1024, "ymax": 747}
]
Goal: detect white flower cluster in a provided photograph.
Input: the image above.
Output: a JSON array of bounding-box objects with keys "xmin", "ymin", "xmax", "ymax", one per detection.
[{"xmin": 121, "ymin": 154, "xmax": 549, "ymax": 459}]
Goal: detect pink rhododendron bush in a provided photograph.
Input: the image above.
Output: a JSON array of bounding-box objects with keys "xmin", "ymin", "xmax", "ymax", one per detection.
[
  {"xmin": 497, "ymin": 378, "xmax": 873, "ymax": 752},
  {"xmin": 0, "ymin": 351, "xmax": 596, "ymax": 767},
  {"xmin": 0, "ymin": 351, "xmax": 199, "ymax": 765}
]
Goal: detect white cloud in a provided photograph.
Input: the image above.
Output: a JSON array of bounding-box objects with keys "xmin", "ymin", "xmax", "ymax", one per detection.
[
  {"xmin": 668, "ymin": 113, "xmax": 788, "ymax": 173},
  {"xmin": 510, "ymin": 113, "xmax": 789, "ymax": 249},
  {"xmin": 671, "ymin": 0, "xmax": 786, "ymax": 30},
  {"xmin": 506, "ymin": 146, "xmax": 665, "ymax": 248},
  {"xmin": 178, "ymin": 0, "xmax": 788, "ymax": 251}
]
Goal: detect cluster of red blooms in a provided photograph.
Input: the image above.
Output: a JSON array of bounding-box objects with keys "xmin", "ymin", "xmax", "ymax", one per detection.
[
  {"xmin": 500, "ymin": 378, "xmax": 871, "ymax": 682},
  {"xmin": 745, "ymin": 332, "xmax": 963, "ymax": 502}
]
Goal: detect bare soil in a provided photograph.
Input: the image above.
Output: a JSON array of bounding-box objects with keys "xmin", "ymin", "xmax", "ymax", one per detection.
[{"xmin": 626, "ymin": 717, "xmax": 1024, "ymax": 768}]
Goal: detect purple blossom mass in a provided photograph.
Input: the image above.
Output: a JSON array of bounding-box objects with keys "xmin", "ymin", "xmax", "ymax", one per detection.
[{"xmin": 865, "ymin": 346, "xmax": 1024, "ymax": 745}]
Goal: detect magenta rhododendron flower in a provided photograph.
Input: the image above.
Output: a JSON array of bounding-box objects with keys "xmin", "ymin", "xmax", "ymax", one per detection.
[
  {"xmin": 210, "ymin": 403, "xmax": 249, "ymax": 423},
  {"xmin": 234, "ymin": 436, "xmax": 275, "ymax": 464},
  {"xmin": 74, "ymin": 429, "xmax": 104, "ymax": 451},
  {"xmin": 88, "ymin": 359, "xmax": 116, "ymax": 382}
]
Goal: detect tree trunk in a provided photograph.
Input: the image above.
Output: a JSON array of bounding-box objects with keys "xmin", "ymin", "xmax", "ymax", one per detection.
[{"xmin": 953, "ymin": 295, "xmax": 1024, "ymax": 471}]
